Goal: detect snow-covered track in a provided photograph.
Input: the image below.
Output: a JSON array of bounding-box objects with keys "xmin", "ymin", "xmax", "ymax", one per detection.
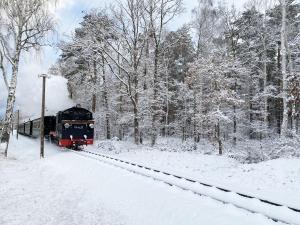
[{"xmin": 72, "ymin": 149, "xmax": 300, "ymax": 225}]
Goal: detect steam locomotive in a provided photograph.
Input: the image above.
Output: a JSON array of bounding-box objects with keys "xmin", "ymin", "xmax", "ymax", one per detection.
[{"xmin": 18, "ymin": 106, "xmax": 94, "ymax": 149}]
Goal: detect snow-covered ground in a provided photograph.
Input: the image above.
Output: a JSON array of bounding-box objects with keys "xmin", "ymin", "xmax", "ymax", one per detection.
[
  {"xmin": 0, "ymin": 135, "xmax": 298, "ymax": 225},
  {"xmin": 90, "ymin": 138, "xmax": 300, "ymax": 209}
]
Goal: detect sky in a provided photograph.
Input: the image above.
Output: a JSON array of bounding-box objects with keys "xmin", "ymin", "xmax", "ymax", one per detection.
[{"xmin": 0, "ymin": 0, "xmax": 248, "ymax": 119}]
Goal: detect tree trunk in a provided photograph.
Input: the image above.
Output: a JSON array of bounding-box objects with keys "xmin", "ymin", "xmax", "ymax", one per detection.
[
  {"xmin": 193, "ymin": 89, "xmax": 198, "ymax": 143},
  {"xmin": 118, "ymin": 89, "xmax": 123, "ymax": 140},
  {"xmin": 91, "ymin": 94, "xmax": 96, "ymax": 113},
  {"xmin": 281, "ymin": 0, "xmax": 289, "ymax": 137},
  {"xmin": 233, "ymin": 79, "xmax": 237, "ymax": 145},
  {"xmin": 216, "ymin": 120, "xmax": 222, "ymax": 155},
  {"xmin": 249, "ymin": 101, "xmax": 254, "ymax": 139},
  {"xmin": 165, "ymin": 68, "xmax": 169, "ymax": 138},
  {"xmin": 1, "ymin": 72, "xmax": 9, "ymax": 90},
  {"xmin": 296, "ymin": 112, "xmax": 299, "ymax": 134},
  {"xmin": 133, "ymin": 104, "xmax": 139, "ymax": 144},
  {"xmin": 102, "ymin": 55, "xmax": 111, "ymax": 140},
  {"xmin": 119, "ymin": 126, "xmax": 123, "ymax": 141},
  {"xmin": 140, "ymin": 131, "xmax": 143, "ymax": 144},
  {"xmin": 133, "ymin": 71, "xmax": 139, "ymax": 145},
  {"xmin": 233, "ymin": 105, "xmax": 237, "ymax": 145},
  {"xmin": 117, "ymin": 49, "xmax": 123, "ymax": 141},
  {"xmin": 262, "ymin": 12, "xmax": 269, "ymax": 132},
  {"xmin": 151, "ymin": 47, "xmax": 159, "ymax": 146},
  {"xmin": 105, "ymin": 113, "xmax": 111, "ymax": 140},
  {"xmin": 1, "ymin": 57, "xmax": 20, "ymax": 157}
]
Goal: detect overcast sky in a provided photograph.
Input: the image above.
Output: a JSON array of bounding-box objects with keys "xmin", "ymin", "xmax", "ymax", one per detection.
[{"xmin": 0, "ymin": 0, "xmax": 248, "ymax": 118}]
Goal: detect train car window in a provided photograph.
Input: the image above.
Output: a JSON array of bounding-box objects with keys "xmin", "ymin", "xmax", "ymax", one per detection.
[
  {"xmin": 33, "ymin": 120, "xmax": 40, "ymax": 129},
  {"xmin": 29, "ymin": 121, "xmax": 33, "ymax": 135}
]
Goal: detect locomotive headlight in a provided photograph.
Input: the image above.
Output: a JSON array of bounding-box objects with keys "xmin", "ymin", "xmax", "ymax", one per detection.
[
  {"xmin": 89, "ymin": 123, "xmax": 94, "ymax": 129},
  {"xmin": 64, "ymin": 123, "xmax": 70, "ymax": 129}
]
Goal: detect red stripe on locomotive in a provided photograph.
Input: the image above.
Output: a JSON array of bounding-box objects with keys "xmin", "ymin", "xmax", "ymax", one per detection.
[{"xmin": 58, "ymin": 139, "xmax": 94, "ymax": 147}]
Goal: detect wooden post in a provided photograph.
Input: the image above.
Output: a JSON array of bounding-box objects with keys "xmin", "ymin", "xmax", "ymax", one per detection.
[
  {"xmin": 16, "ymin": 110, "xmax": 19, "ymax": 140},
  {"xmin": 39, "ymin": 74, "xmax": 48, "ymax": 158}
]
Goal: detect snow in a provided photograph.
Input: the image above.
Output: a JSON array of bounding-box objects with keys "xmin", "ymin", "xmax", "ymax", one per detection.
[
  {"xmin": 89, "ymin": 138, "xmax": 300, "ymax": 210},
  {"xmin": 15, "ymin": 70, "xmax": 74, "ymax": 119},
  {"xmin": 77, "ymin": 150, "xmax": 300, "ymax": 224},
  {"xmin": 0, "ymin": 135, "xmax": 292, "ymax": 225}
]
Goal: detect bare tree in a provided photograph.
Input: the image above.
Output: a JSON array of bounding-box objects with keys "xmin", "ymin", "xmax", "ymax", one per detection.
[
  {"xmin": 192, "ymin": 0, "xmax": 218, "ymax": 57},
  {"xmin": 0, "ymin": 0, "xmax": 54, "ymax": 157},
  {"xmin": 144, "ymin": 0, "xmax": 183, "ymax": 146},
  {"xmin": 112, "ymin": 0, "xmax": 148, "ymax": 144},
  {"xmin": 88, "ymin": 1, "xmax": 147, "ymax": 144}
]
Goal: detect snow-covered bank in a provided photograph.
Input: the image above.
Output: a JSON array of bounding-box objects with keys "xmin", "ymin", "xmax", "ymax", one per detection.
[
  {"xmin": 90, "ymin": 138, "xmax": 300, "ymax": 209},
  {"xmin": 0, "ymin": 135, "xmax": 287, "ymax": 225}
]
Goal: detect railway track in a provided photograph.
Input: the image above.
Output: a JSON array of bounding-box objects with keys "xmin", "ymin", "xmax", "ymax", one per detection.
[{"xmin": 71, "ymin": 149, "xmax": 300, "ymax": 225}]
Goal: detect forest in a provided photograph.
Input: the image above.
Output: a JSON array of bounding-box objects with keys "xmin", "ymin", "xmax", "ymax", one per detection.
[
  {"xmin": 1, "ymin": 0, "xmax": 300, "ymax": 159},
  {"xmin": 51, "ymin": 0, "xmax": 300, "ymax": 157}
]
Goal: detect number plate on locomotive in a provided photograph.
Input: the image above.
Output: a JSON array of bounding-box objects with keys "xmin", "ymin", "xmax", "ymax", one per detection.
[{"xmin": 73, "ymin": 125, "xmax": 84, "ymax": 129}]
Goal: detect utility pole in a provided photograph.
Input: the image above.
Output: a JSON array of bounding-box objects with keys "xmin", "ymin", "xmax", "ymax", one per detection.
[
  {"xmin": 16, "ymin": 110, "xmax": 19, "ymax": 140},
  {"xmin": 39, "ymin": 74, "xmax": 49, "ymax": 158}
]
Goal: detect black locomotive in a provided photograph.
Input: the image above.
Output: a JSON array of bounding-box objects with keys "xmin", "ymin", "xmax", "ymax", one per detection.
[
  {"xmin": 18, "ymin": 106, "xmax": 94, "ymax": 149},
  {"xmin": 53, "ymin": 107, "xmax": 94, "ymax": 147}
]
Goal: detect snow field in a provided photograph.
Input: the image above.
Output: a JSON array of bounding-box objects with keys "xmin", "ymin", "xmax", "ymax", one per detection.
[
  {"xmin": 0, "ymin": 135, "xmax": 289, "ymax": 225},
  {"xmin": 75, "ymin": 150, "xmax": 300, "ymax": 225},
  {"xmin": 90, "ymin": 139, "xmax": 300, "ymax": 209}
]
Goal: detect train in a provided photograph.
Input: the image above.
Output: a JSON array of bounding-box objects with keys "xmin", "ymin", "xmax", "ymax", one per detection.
[{"xmin": 18, "ymin": 106, "xmax": 94, "ymax": 149}]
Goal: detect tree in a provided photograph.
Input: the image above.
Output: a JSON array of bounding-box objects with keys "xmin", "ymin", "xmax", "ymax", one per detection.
[
  {"xmin": 53, "ymin": 0, "xmax": 300, "ymax": 154},
  {"xmin": 188, "ymin": 54, "xmax": 243, "ymax": 154},
  {"xmin": 192, "ymin": 0, "xmax": 221, "ymax": 57},
  {"xmin": 232, "ymin": 6, "xmax": 274, "ymax": 139},
  {"xmin": 144, "ymin": 0, "xmax": 184, "ymax": 146},
  {"xmin": 0, "ymin": 0, "xmax": 54, "ymax": 157},
  {"xmin": 57, "ymin": 10, "xmax": 114, "ymax": 140},
  {"xmin": 107, "ymin": 0, "xmax": 147, "ymax": 144},
  {"xmin": 161, "ymin": 25, "xmax": 195, "ymax": 138}
]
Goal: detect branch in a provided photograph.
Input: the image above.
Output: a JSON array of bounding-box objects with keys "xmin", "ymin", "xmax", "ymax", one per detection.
[
  {"xmin": 103, "ymin": 54, "xmax": 129, "ymax": 88},
  {"xmin": 103, "ymin": 54, "xmax": 137, "ymax": 106},
  {"xmin": 0, "ymin": 51, "xmax": 9, "ymax": 90},
  {"xmin": 0, "ymin": 38, "xmax": 15, "ymax": 66}
]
